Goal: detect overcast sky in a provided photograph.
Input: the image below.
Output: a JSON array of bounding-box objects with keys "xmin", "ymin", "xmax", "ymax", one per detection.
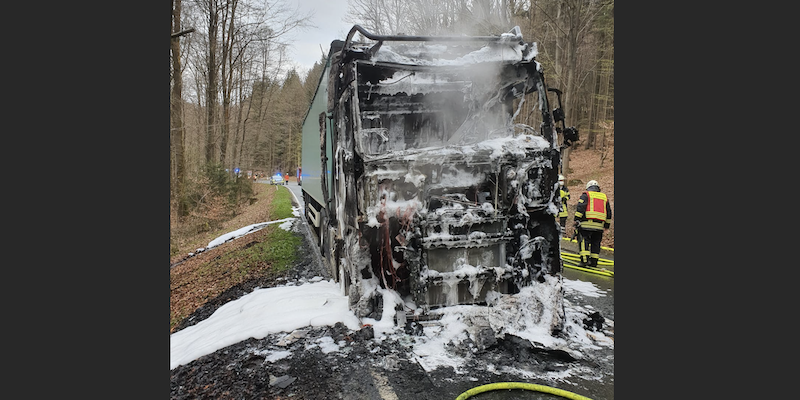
[{"xmin": 286, "ymin": 0, "xmax": 354, "ymax": 76}]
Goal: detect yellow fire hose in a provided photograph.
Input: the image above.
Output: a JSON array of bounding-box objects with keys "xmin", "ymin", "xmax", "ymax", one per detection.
[
  {"xmin": 562, "ymin": 260, "xmax": 613, "ymax": 277},
  {"xmin": 455, "ymin": 382, "xmax": 593, "ymax": 400},
  {"xmin": 560, "ymin": 252, "xmax": 613, "ymax": 266},
  {"xmin": 564, "ymin": 258, "xmax": 614, "ymax": 268},
  {"xmin": 561, "ymin": 237, "xmax": 614, "ymax": 252},
  {"xmin": 560, "ymin": 250, "xmax": 614, "ymax": 277}
]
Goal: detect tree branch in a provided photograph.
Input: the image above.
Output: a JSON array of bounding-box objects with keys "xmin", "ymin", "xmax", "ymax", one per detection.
[{"xmin": 171, "ymin": 28, "xmax": 196, "ymax": 38}]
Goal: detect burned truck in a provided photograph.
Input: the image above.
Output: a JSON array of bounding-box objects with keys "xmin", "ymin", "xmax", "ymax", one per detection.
[{"xmin": 300, "ymin": 25, "xmax": 577, "ymax": 330}]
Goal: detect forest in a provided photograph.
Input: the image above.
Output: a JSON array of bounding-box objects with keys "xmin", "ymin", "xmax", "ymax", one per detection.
[{"xmin": 169, "ymin": 0, "xmax": 614, "ymax": 249}]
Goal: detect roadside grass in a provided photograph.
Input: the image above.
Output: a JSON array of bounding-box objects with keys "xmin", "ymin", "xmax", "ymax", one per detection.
[
  {"xmin": 211, "ymin": 226, "xmax": 301, "ymax": 280},
  {"xmin": 268, "ymin": 185, "xmax": 295, "ymax": 219},
  {"xmin": 170, "ymin": 185, "xmax": 300, "ymax": 333}
]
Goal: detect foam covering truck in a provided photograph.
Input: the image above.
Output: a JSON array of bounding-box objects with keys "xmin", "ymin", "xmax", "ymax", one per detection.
[{"xmin": 300, "ymin": 25, "xmax": 578, "ymax": 332}]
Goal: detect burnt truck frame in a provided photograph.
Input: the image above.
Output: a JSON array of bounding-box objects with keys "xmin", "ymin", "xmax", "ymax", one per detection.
[{"xmin": 301, "ymin": 25, "xmax": 576, "ymax": 330}]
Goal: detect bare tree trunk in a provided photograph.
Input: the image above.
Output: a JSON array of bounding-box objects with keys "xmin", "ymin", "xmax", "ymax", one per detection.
[
  {"xmin": 219, "ymin": 0, "xmax": 239, "ymax": 169},
  {"xmin": 585, "ymin": 68, "xmax": 598, "ymax": 150},
  {"xmin": 599, "ymin": 59, "xmax": 611, "ymax": 132},
  {"xmin": 233, "ymin": 61, "xmax": 247, "ymax": 171},
  {"xmin": 171, "ymin": 0, "xmax": 187, "ymax": 217},
  {"xmin": 553, "ymin": 1, "xmax": 570, "ymax": 177},
  {"xmin": 553, "ymin": 1, "xmax": 563, "ymax": 84},
  {"xmin": 564, "ymin": 0, "xmax": 580, "ymax": 146},
  {"xmin": 205, "ymin": 0, "xmax": 220, "ymax": 164},
  {"xmin": 287, "ymin": 122, "xmax": 293, "ymax": 173},
  {"xmin": 170, "ymin": 0, "xmax": 175, "ymax": 209}
]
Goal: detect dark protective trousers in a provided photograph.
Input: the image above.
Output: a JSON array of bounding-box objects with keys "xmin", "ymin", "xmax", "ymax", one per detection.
[{"xmin": 577, "ymin": 229, "xmax": 603, "ymax": 267}]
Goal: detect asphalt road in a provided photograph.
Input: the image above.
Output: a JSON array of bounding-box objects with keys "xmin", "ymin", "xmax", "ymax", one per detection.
[{"xmin": 286, "ymin": 180, "xmax": 305, "ymax": 213}]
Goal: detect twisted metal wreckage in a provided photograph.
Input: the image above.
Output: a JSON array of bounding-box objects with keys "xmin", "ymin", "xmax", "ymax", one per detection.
[{"xmin": 300, "ymin": 25, "xmax": 579, "ymax": 334}]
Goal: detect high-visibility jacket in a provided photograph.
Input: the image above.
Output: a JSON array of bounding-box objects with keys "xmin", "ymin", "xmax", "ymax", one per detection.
[
  {"xmin": 574, "ymin": 189, "xmax": 612, "ymax": 231},
  {"xmin": 558, "ymin": 186, "xmax": 570, "ymax": 218}
]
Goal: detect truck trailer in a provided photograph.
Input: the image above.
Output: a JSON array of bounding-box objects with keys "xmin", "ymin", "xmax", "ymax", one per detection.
[{"xmin": 300, "ymin": 25, "xmax": 577, "ymax": 331}]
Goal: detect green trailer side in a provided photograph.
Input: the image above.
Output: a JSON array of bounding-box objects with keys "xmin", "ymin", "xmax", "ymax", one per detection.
[{"xmin": 300, "ymin": 41, "xmax": 341, "ymax": 244}]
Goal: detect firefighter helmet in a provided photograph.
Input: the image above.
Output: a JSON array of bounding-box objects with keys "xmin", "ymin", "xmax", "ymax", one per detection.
[
  {"xmin": 558, "ymin": 174, "xmax": 565, "ymax": 186},
  {"xmin": 586, "ymin": 180, "xmax": 599, "ymax": 189}
]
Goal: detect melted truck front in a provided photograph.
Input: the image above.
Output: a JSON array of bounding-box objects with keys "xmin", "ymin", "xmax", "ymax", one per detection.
[{"xmin": 301, "ymin": 26, "xmax": 571, "ymax": 331}]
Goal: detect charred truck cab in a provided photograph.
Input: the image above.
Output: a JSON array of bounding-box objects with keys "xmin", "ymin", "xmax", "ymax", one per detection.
[{"xmin": 301, "ymin": 26, "xmax": 577, "ymax": 332}]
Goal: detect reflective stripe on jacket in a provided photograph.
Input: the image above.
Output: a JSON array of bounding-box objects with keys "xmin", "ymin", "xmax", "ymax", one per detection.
[
  {"xmin": 558, "ymin": 187, "xmax": 570, "ymax": 218},
  {"xmin": 585, "ymin": 191, "xmax": 608, "ymax": 221},
  {"xmin": 574, "ymin": 189, "xmax": 612, "ymax": 231}
]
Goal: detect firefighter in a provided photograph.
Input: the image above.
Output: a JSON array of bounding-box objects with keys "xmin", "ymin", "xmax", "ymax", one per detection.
[
  {"xmin": 573, "ymin": 180, "xmax": 612, "ymax": 267},
  {"xmin": 557, "ymin": 174, "xmax": 570, "ymax": 231}
]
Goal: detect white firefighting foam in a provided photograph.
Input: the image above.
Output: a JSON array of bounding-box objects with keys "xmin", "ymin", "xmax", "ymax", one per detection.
[{"xmin": 171, "ymin": 274, "xmax": 613, "ymax": 378}]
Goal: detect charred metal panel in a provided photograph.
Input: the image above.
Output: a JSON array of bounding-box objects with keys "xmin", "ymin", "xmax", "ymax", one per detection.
[{"xmin": 315, "ymin": 28, "xmax": 564, "ymax": 332}]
